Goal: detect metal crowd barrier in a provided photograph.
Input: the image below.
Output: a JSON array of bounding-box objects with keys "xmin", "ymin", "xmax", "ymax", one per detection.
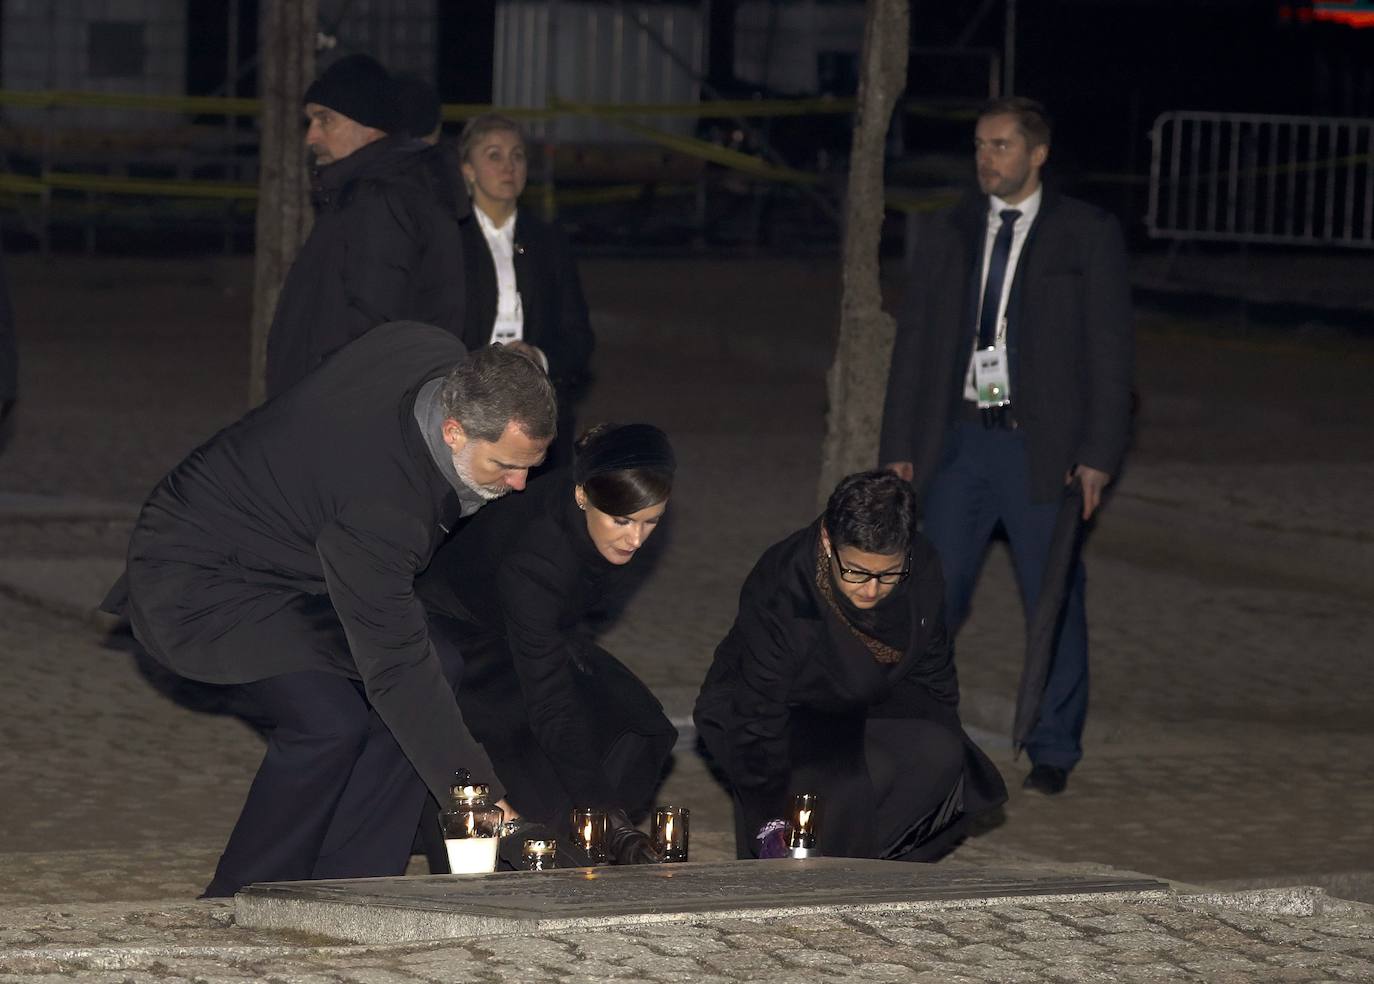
[{"xmin": 1146, "ymin": 111, "xmax": 1374, "ymax": 249}]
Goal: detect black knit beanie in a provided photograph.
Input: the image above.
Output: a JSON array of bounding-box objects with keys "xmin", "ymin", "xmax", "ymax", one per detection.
[{"xmin": 303, "ymin": 54, "xmax": 400, "ymax": 133}]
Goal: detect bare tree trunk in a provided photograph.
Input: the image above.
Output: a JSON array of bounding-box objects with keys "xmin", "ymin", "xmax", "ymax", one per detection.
[
  {"xmin": 248, "ymin": 2, "xmax": 317, "ymax": 407},
  {"xmin": 816, "ymin": 0, "xmax": 909, "ymax": 509}
]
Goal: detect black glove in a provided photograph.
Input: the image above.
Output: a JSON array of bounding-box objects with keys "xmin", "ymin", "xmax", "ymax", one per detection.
[{"xmin": 606, "ymin": 809, "xmax": 660, "ymax": 865}]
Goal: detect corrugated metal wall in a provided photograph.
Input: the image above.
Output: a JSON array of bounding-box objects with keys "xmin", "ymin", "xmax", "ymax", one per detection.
[
  {"xmin": 317, "ymin": 0, "xmax": 437, "ymax": 82},
  {"xmin": 494, "ymin": 1, "xmax": 704, "ymax": 143},
  {"xmin": 2, "ymin": 0, "xmax": 187, "ymax": 129}
]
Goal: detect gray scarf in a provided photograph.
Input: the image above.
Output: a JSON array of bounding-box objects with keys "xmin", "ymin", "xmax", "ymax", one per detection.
[{"xmin": 413, "ymin": 377, "xmax": 488, "ymax": 519}]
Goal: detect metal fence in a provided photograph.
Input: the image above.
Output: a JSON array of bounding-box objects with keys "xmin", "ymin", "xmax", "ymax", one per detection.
[{"xmin": 1146, "ymin": 111, "xmax": 1374, "ymax": 249}]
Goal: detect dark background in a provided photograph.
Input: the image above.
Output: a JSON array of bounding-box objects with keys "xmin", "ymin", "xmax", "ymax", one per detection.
[
  {"xmin": 171, "ymin": 1, "xmax": 1374, "ymax": 180},
  {"xmin": 5, "ymin": 0, "xmax": 1373, "ymax": 253}
]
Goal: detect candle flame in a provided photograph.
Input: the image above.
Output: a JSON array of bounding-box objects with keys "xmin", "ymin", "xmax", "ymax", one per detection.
[
  {"xmin": 465, "ymin": 811, "xmax": 476, "ymax": 836},
  {"xmin": 798, "ymin": 808, "xmax": 812, "ymax": 830},
  {"xmin": 582, "ymin": 819, "xmax": 593, "ymax": 846}
]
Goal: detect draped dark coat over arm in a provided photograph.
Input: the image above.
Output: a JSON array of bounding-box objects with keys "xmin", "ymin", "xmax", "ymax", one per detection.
[
  {"xmin": 878, "ymin": 192, "xmax": 1134, "ymax": 504},
  {"xmin": 694, "ymin": 520, "xmax": 1006, "ymax": 859},
  {"xmin": 112, "ymin": 322, "xmax": 496, "ymax": 804}
]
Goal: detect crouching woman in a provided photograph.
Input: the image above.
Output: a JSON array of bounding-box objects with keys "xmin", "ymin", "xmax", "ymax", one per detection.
[{"xmin": 695, "ymin": 469, "xmax": 1006, "ymax": 860}]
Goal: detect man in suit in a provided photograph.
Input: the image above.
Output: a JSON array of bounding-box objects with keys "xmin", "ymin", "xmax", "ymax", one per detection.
[
  {"xmin": 879, "ymin": 98, "xmax": 1134, "ymax": 795},
  {"xmin": 105, "ymin": 327, "xmax": 555, "ymax": 896}
]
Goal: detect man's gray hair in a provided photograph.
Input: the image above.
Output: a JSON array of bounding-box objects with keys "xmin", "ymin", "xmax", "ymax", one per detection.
[{"xmin": 440, "ymin": 345, "xmax": 557, "ymax": 442}]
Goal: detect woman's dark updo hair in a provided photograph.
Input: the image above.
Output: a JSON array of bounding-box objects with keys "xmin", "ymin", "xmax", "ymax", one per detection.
[
  {"xmin": 824, "ymin": 470, "xmax": 915, "ymax": 555},
  {"xmin": 574, "ymin": 423, "xmax": 675, "ymax": 516}
]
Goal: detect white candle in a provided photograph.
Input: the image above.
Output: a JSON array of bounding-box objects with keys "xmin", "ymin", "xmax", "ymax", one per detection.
[{"xmin": 445, "ymin": 836, "xmax": 498, "ymax": 874}]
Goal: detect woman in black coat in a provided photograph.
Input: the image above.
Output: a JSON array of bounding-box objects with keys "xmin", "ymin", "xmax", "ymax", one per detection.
[
  {"xmin": 456, "ymin": 113, "xmax": 594, "ymax": 468},
  {"xmin": 695, "ymin": 470, "xmax": 1007, "ymax": 862},
  {"xmin": 417, "ymin": 424, "xmax": 677, "ymax": 863}
]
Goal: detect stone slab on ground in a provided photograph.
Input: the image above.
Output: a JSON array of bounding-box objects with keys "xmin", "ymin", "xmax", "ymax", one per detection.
[
  {"xmin": 0, "ymin": 557, "xmax": 125, "ymax": 618},
  {"xmin": 236, "ymin": 858, "xmax": 1169, "ymax": 944},
  {"xmin": 0, "ymin": 492, "xmax": 136, "ymax": 521}
]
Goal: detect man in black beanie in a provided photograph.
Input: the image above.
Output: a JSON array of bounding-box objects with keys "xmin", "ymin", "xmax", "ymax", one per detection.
[{"xmin": 265, "ymin": 54, "xmax": 467, "ymax": 398}]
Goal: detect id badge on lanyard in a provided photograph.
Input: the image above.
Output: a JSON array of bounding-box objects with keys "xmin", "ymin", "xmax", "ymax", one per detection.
[
  {"xmin": 973, "ymin": 344, "xmax": 1012, "ymax": 408},
  {"xmin": 491, "ymin": 292, "xmax": 524, "ymax": 345}
]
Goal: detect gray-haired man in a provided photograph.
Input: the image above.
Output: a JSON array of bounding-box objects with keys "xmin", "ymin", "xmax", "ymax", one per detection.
[{"xmin": 104, "ymin": 323, "xmax": 554, "ymax": 896}]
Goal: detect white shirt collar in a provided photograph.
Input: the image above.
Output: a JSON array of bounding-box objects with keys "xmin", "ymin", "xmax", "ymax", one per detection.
[
  {"xmin": 988, "ymin": 185, "xmax": 1042, "ymax": 226},
  {"xmin": 475, "ymin": 206, "xmax": 516, "ymax": 241}
]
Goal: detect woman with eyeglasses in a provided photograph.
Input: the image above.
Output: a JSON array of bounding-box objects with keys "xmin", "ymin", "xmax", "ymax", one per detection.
[
  {"xmin": 416, "ymin": 423, "xmax": 677, "ymax": 866},
  {"xmin": 695, "ymin": 469, "xmax": 1006, "ymax": 861}
]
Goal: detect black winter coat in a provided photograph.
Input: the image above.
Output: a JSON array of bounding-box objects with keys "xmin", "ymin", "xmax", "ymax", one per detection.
[
  {"xmin": 459, "ymin": 209, "xmax": 594, "ymax": 397},
  {"xmin": 116, "ymin": 323, "xmax": 496, "ymax": 804},
  {"xmin": 265, "ymin": 137, "xmax": 467, "ymax": 398},
  {"xmin": 878, "ymin": 192, "xmax": 1134, "ymax": 504},
  {"xmin": 417, "ymin": 471, "xmax": 675, "ymax": 820},
  {"xmin": 694, "ymin": 520, "xmax": 1005, "ymax": 858}
]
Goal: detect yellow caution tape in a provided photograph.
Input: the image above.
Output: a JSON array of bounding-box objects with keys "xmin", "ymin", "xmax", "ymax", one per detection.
[
  {"xmin": 0, "ymin": 173, "xmax": 46, "ymax": 195},
  {"xmin": 0, "ymin": 88, "xmax": 259, "ymax": 115},
  {"xmin": 885, "ymin": 190, "xmax": 960, "ymax": 214},
  {"xmin": 543, "ymin": 103, "xmax": 818, "ymax": 186},
  {"xmin": 41, "ymin": 171, "xmax": 258, "ymax": 199},
  {"xmin": 525, "ymin": 182, "xmax": 695, "ymax": 206},
  {"xmin": 1, "ymin": 87, "xmax": 976, "ymax": 123}
]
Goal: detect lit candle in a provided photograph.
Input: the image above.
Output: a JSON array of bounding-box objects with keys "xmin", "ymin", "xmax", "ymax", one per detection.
[
  {"xmin": 445, "ymin": 836, "xmax": 498, "ymax": 874},
  {"xmin": 788, "ymin": 793, "xmax": 820, "ymax": 857},
  {"xmin": 522, "ymin": 839, "xmax": 558, "ymax": 871},
  {"xmin": 441, "ymin": 780, "xmax": 503, "ymax": 874},
  {"xmin": 653, "ymin": 806, "xmax": 689, "ymax": 862},
  {"xmin": 570, "ymin": 807, "xmax": 608, "ymax": 864}
]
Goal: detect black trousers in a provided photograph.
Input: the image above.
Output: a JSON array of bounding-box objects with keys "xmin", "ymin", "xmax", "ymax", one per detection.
[{"xmin": 202, "ymin": 644, "xmax": 464, "ymax": 898}]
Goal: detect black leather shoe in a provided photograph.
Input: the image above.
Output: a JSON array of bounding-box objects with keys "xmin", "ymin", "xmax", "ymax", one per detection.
[{"xmin": 1022, "ymin": 764, "xmax": 1069, "ymax": 795}]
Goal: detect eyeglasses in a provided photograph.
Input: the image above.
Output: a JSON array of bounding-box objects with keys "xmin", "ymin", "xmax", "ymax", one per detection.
[{"xmin": 830, "ymin": 550, "xmax": 911, "ymax": 585}]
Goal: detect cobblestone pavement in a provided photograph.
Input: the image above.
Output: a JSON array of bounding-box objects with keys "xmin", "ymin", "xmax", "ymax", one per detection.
[
  {"xmin": 0, "ymin": 256, "xmax": 1371, "ymax": 978},
  {"xmin": 0, "ymin": 896, "xmax": 1372, "ymax": 982}
]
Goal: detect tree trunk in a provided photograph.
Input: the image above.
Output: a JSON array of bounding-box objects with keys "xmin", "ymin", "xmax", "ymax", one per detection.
[
  {"xmin": 248, "ymin": 2, "xmax": 317, "ymax": 407},
  {"xmin": 816, "ymin": 0, "xmax": 909, "ymax": 509}
]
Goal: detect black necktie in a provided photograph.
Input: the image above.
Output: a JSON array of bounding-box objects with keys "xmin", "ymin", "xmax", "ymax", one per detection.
[{"xmin": 976, "ymin": 209, "xmax": 1022, "ymax": 349}]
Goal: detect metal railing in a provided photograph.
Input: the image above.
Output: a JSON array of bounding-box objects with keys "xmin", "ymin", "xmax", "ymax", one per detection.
[{"xmin": 1146, "ymin": 111, "xmax": 1374, "ymax": 249}]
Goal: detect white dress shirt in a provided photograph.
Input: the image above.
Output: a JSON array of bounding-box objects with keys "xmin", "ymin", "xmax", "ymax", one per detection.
[
  {"xmin": 475, "ymin": 206, "xmax": 523, "ymax": 345},
  {"xmin": 964, "ymin": 186, "xmax": 1043, "ymax": 401}
]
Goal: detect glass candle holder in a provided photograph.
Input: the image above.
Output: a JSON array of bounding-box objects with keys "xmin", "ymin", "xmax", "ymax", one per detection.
[
  {"xmin": 570, "ymin": 807, "xmax": 608, "ymax": 864},
  {"xmin": 522, "ymin": 839, "xmax": 558, "ymax": 871},
  {"xmin": 441, "ymin": 779, "xmax": 504, "ymax": 874},
  {"xmin": 787, "ymin": 792, "xmax": 820, "ymax": 856},
  {"xmin": 652, "ymin": 806, "xmax": 689, "ymax": 862}
]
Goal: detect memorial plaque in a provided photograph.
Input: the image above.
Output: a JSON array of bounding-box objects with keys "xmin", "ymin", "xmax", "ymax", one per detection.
[{"xmin": 236, "ymin": 859, "xmax": 1170, "ymax": 944}]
